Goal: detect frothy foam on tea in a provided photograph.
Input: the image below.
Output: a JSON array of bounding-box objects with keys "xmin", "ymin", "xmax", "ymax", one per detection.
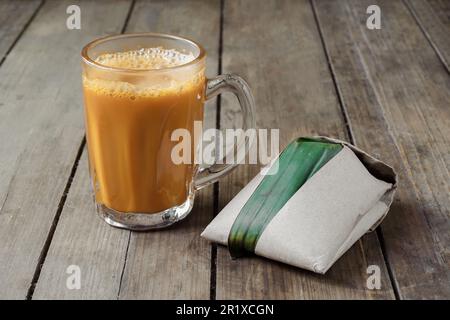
[
  {"xmin": 84, "ymin": 47, "xmax": 203, "ymax": 99},
  {"xmin": 94, "ymin": 47, "xmax": 195, "ymax": 70}
]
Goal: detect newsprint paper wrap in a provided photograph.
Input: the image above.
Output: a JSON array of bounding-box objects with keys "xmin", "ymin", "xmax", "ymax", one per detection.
[{"xmin": 201, "ymin": 137, "xmax": 397, "ymax": 274}]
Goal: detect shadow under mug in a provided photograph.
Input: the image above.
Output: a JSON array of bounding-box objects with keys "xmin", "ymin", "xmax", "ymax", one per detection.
[{"xmin": 81, "ymin": 33, "xmax": 255, "ymax": 230}]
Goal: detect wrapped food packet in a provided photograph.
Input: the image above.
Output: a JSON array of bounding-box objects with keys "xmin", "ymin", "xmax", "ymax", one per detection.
[{"xmin": 201, "ymin": 137, "xmax": 397, "ymax": 274}]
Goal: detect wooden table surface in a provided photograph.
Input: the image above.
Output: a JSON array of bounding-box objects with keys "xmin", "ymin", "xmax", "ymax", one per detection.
[{"xmin": 0, "ymin": 0, "xmax": 449, "ymax": 300}]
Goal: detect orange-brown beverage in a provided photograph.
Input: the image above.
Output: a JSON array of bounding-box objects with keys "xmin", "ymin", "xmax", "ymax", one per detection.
[
  {"xmin": 82, "ymin": 33, "xmax": 255, "ymax": 230},
  {"xmin": 83, "ymin": 48, "xmax": 204, "ymax": 214}
]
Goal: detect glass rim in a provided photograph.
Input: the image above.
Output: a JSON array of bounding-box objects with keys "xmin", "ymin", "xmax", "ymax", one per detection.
[{"xmin": 81, "ymin": 32, "xmax": 206, "ymax": 73}]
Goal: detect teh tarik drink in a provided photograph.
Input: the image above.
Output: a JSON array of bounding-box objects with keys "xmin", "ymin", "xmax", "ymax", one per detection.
[
  {"xmin": 82, "ymin": 33, "xmax": 255, "ymax": 230},
  {"xmin": 83, "ymin": 48, "xmax": 204, "ymax": 214}
]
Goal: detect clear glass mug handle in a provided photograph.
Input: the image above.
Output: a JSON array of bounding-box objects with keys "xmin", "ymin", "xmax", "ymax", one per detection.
[{"xmin": 194, "ymin": 74, "xmax": 256, "ymax": 190}]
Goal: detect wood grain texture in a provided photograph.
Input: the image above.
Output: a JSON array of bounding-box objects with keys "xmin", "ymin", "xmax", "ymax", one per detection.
[
  {"xmin": 406, "ymin": 0, "xmax": 450, "ymax": 72},
  {"xmin": 0, "ymin": 0, "xmax": 41, "ymax": 61},
  {"xmin": 116, "ymin": 0, "xmax": 221, "ymax": 299},
  {"xmin": 314, "ymin": 0, "xmax": 450, "ymax": 299},
  {"xmin": 0, "ymin": 0, "xmax": 131, "ymax": 299},
  {"xmin": 33, "ymin": 150, "xmax": 130, "ymax": 299},
  {"xmin": 33, "ymin": 0, "xmax": 220, "ymax": 300},
  {"xmin": 215, "ymin": 0, "xmax": 395, "ymax": 299}
]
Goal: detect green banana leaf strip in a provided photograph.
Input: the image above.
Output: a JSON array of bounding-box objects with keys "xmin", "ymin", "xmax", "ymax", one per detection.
[{"xmin": 228, "ymin": 137, "xmax": 343, "ymax": 258}]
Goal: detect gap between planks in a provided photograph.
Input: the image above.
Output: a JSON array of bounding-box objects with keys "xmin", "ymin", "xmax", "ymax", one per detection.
[
  {"xmin": 111, "ymin": 0, "xmax": 220, "ymax": 299},
  {"xmin": 26, "ymin": 138, "xmax": 86, "ymax": 299},
  {"xmin": 215, "ymin": 0, "xmax": 394, "ymax": 300},
  {"xmin": 403, "ymin": 0, "xmax": 450, "ymax": 74},
  {"xmin": 308, "ymin": 0, "xmax": 450, "ymax": 299},
  {"xmin": 310, "ymin": 0, "xmax": 401, "ymax": 299},
  {"xmin": 115, "ymin": 0, "xmax": 135, "ymax": 301},
  {"xmin": 0, "ymin": 0, "xmax": 44, "ymax": 67},
  {"xmin": 315, "ymin": 1, "xmax": 448, "ymax": 299},
  {"xmin": 30, "ymin": 0, "xmax": 220, "ymax": 300},
  {"xmin": 26, "ymin": 0, "xmax": 136, "ymax": 300},
  {"xmin": 210, "ymin": 0, "xmax": 225, "ymax": 301}
]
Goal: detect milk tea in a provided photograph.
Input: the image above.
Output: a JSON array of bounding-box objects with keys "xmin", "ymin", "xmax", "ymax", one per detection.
[{"xmin": 83, "ymin": 48, "xmax": 205, "ymax": 213}]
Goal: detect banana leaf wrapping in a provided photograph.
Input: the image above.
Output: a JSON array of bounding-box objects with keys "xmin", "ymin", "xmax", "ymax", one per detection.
[{"xmin": 201, "ymin": 136, "xmax": 397, "ymax": 274}]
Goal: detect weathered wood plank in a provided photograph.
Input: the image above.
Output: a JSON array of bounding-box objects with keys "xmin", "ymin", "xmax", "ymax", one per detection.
[
  {"xmin": 406, "ymin": 0, "xmax": 450, "ymax": 72},
  {"xmin": 215, "ymin": 0, "xmax": 395, "ymax": 299},
  {"xmin": 314, "ymin": 0, "xmax": 450, "ymax": 299},
  {"xmin": 118, "ymin": 0, "xmax": 220, "ymax": 299},
  {"xmin": 33, "ymin": 150, "xmax": 130, "ymax": 299},
  {"xmin": 0, "ymin": 0, "xmax": 131, "ymax": 299},
  {"xmin": 33, "ymin": 0, "xmax": 219, "ymax": 300},
  {"xmin": 0, "ymin": 0, "xmax": 41, "ymax": 61}
]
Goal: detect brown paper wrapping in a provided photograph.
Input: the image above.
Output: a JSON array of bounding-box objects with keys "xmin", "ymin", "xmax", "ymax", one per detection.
[{"xmin": 201, "ymin": 137, "xmax": 397, "ymax": 274}]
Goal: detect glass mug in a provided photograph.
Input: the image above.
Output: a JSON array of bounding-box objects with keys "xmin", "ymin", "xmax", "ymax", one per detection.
[{"xmin": 81, "ymin": 33, "xmax": 255, "ymax": 230}]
